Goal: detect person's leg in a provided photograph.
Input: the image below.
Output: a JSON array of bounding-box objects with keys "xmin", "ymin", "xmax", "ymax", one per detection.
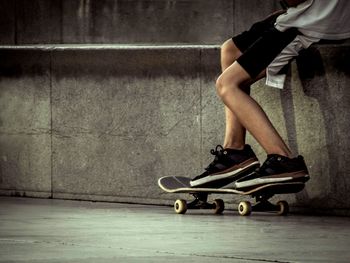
[
  {"xmin": 216, "ymin": 61, "xmax": 292, "ymax": 157},
  {"xmin": 220, "ymin": 39, "xmax": 249, "ymax": 150},
  {"xmin": 218, "ymin": 25, "xmax": 311, "ymax": 189},
  {"xmin": 190, "ymin": 13, "xmax": 296, "ymax": 188},
  {"xmin": 217, "ymin": 55, "xmax": 309, "ymax": 190},
  {"xmin": 190, "ymin": 40, "xmax": 261, "ymax": 188}
]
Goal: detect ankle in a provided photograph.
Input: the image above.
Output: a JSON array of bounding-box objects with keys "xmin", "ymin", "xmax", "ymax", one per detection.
[
  {"xmin": 223, "ymin": 143, "xmax": 245, "ymax": 150},
  {"xmin": 267, "ymin": 150, "xmax": 292, "ymax": 159}
]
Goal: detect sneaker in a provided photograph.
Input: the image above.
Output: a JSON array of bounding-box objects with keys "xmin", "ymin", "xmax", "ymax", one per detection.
[
  {"xmin": 190, "ymin": 145, "xmax": 260, "ymax": 188},
  {"xmin": 234, "ymin": 154, "xmax": 310, "ymax": 189}
]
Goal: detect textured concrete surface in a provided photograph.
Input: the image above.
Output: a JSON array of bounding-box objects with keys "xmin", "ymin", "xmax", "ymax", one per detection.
[
  {"xmin": 233, "ymin": 0, "xmax": 279, "ymax": 34},
  {"xmin": 1, "ymin": 197, "xmax": 350, "ymax": 263},
  {"xmin": 61, "ymin": 0, "xmax": 234, "ymax": 44},
  {"xmin": 15, "ymin": 0, "xmax": 62, "ymax": 44},
  {"xmin": 0, "ymin": 0, "xmax": 280, "ymax": 45},
  {"xmin": 0, "ymin": 50, "xmax": 51, "ymax": 196},
  {"xmin": 0, "ymin": 1, "xmax": 15, "ymax": 44},
  {"xmin": 0, "ymin": 44, "xmax": 349, "ymax": 215},
  {"xmin": 51, "ymin": 47, "xmax": 202, "ymax": 200},
  {"xmin": 292, "ymin": 46, "xmax": 350, "ymax": 212}
]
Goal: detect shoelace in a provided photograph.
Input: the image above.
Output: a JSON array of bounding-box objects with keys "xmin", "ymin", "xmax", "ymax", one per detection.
[{"xmin": 205, "ymin": 145, "xmax": 226, "ymax": 171}]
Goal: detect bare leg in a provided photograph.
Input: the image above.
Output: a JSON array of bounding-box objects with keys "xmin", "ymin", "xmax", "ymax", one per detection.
[
  {"xmin": 220, "ymin": 39, "xmax": 248, "ymax": 150},
  {"xmin": 216, "ymin": 62, "xmax": 292, "ymax": 157}
]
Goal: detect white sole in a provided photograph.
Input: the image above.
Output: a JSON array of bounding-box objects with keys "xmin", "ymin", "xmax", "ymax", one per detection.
[
  {"xmin": 190, "ymin": 161, "xmax": 260, "ymax": 187},
  {"xmin": 234, "ymin": 174, "xmax": 310, "ymax": 189}
]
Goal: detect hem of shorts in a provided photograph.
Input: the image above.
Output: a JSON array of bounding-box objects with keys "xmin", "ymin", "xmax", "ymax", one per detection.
[
  {"xmin": 265, "ymin": 77, "xmax": 285, "ymax": 89},
  {"xmin": 235, "ymin": 60, "xmax": 256, "ymax": 80}
]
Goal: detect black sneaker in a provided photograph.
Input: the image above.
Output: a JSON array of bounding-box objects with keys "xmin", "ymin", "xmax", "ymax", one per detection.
[
  {"xmin": 234, "ymin": 154, "xmax": 310, "ymax": 189},
  {"xmin": 190, "ymin": 145, "xmax": 260, "ymax": 188}
]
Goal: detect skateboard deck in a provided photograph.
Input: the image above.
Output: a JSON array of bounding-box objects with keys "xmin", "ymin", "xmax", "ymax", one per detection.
[{"xmin": 158, "ymin": 176, "xmax": 305, "ymax": 216}]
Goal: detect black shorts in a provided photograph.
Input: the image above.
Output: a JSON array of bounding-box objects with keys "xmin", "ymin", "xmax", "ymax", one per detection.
[{"xmin": 232, "ymin": 13, "xmax": 299, "ymax": 78}]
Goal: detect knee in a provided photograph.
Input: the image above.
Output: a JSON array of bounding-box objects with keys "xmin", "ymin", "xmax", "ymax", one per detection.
[
  {"xmin": 216, "ymin": 73, "xmax": 234, "ymax": 98},
  {"xmin": 216, "ymin": 70, "xmax": 247, "ymax": 99}
]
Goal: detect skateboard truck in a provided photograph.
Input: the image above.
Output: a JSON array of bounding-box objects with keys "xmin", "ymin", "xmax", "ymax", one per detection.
[
  {"xmin": 174, "ymin": 193, "xmax": 225, "ymax": 215},
  {"xmin": 238, "ymin": 193, "xmax": 289, "ymax": 216}
]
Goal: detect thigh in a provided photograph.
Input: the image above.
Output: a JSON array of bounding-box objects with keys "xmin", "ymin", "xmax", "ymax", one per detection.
[{"xmin": 219, "ymin": 61, "xmax": 252, "ymax": 88}]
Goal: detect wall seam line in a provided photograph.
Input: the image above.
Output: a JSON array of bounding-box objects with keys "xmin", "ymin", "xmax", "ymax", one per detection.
[
  {"xmin": 49, "ymin": 51, "xmax": 53, "ymax": 199},
  {"xmin": 199, "ymin": 48, "xmax": 203, "ymax": 169}
]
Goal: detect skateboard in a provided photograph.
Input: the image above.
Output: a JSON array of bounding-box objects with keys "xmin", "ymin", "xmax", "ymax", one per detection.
[{"xmin": 158, "ymin": 176, "xmax": 305, "ymax": 216}]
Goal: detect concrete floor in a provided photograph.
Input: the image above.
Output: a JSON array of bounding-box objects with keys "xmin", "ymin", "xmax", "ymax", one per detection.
[{"xmin": 0, "ymin": 197, "xmax": 349, "ymax": 263}]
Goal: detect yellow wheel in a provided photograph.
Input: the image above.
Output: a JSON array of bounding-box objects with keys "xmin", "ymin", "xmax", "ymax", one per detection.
[
  {"xmin": 277, "ymin": 200, "xmax": 289, "ymax": 216},
  {"xmin": 213, "ymin": 199, "xmax": 225, "ymax": 214},
  {"xmin": 238, "ymin": 201, "xmax": 252, "ymax": 216},
  {"xmin": 174, "ymin": 199, "xmax": 187, "ymax": 214}
]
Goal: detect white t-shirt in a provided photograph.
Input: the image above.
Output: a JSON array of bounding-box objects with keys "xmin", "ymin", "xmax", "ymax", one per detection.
[
  {"xmin": 266, "ymin": 0, "xmax": 350, "ymax": 89},
  {"xmin": 275, "ymin": 0, "xmax": 350, "ymax": 40}
]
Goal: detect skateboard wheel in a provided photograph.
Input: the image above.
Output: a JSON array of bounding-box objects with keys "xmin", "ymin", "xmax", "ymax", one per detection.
[
  {"xmin": 276, "ymin": 200, "xmax": 289, "ymax": 216},
  {"xmin": 213, "ymin": 199, "xmax": 225, "ymax": 214},
  {"xmin": 238, "ymin": 201, "xmax": 252, "ymax": 216},
  {"xmin": 174, "ymin": 199, "xmax": 187, "ymax": 214}
]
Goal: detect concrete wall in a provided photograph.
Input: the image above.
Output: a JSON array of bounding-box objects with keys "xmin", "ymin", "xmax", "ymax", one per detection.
[
  {"xmin": 1, "ymin": 0, "xmax": 349, "ymax": 215},
  {"xmin": 0, "ymin": 0, "xmax": 280, "ymax": 44},
  {"xmin": 0, "ymin": 44, "xmax": 349, "ymax": 215},
  {"xmin": 0, "ymin": 45, "xmax": 210, "ymax": 203}
]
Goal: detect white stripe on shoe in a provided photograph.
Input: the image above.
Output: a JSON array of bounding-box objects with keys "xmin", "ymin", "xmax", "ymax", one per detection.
[
  {"xmin": 234, "ymin": 174, "xmax": 309, "ymax": 189},
  {"xmin": 234, "ymin": 177, "xmax": 292, "ymax": 189},
  {"xmin": 190, "ymin": 161, "xmax": 260, "ymax": 187}
]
